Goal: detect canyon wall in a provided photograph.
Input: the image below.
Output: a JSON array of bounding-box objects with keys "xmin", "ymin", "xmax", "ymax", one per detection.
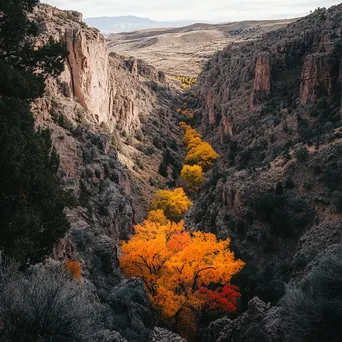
[
  {"xmin": 190, "ymin": 6, "xmax": 342, "ymax": 338},
  {"xmin": 29, "ymin": 6, "xmax": 184, "ymax": 340},
  {"xmin": 33, "ymin": 4, "xmax": 168, "ymax": 135},
  {"xmin": 32, "ymin": 3, "xmax": 182, "ymax": 234}
]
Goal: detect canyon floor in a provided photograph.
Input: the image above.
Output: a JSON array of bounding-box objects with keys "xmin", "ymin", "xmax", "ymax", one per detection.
[{"xmin": 106, "ymin": 19, "xmax": 294, "ymax": 77}]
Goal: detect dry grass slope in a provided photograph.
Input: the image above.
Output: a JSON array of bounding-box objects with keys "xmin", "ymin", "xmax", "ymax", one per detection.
[{"xmin": 107, "ymin": 19, "xmax": 295, "ymax": 77}]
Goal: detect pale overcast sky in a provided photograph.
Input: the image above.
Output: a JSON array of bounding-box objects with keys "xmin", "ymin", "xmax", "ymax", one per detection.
[{"xmin": 43, "ymin": 0, "xmax": 341, "ymax": 21}]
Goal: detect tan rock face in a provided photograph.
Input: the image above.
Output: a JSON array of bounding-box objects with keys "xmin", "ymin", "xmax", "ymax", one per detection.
[
  {"xmin": 219, "ymin": 116, "xmax": 233, "ymax": 143},
  {"xmin": 65, "ymin": 29, "xmax": 110, "ymax": 120},
  {"xmin": 253, "ymin": 53, "xmax": 271, "ymax": 94},
  {"xmin": 33, "ymin": 4, "xmax": 145, "ymax": 135},
  {"xmin": 300, "ymin": 53, "xmax": 336, "ymax": 104}
]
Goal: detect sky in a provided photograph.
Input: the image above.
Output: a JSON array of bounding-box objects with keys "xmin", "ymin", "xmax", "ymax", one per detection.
[{"xmin": 43, "ymin": 0, "xmax": 342, "ymax": 21}]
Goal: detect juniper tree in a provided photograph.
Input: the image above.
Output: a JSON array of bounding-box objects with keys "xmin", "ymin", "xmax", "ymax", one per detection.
[{"xmin": 0, "ymin": 0, "xmax": 70, "ymax": 262}]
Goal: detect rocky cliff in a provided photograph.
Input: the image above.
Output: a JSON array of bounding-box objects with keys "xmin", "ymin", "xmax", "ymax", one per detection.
[
  {"xmin": 30, "ymin": 4, "xmax": 184, "ymax": 341},
  {"xmin": 189, "ymin": 4, "xmax": 342, "ymax": 340},
  {"xmin": 33, "ymin": 4, "xmax": 164, "ymax": 135}
]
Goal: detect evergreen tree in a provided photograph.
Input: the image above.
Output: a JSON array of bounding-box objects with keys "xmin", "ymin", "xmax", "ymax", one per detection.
[
  {"xmin": 0, "ymin": 0, "xmax": 70, "ymax": 262},
  {"xmin": 158, "ymin": 160, "xmax": 168, "ymax": 178}
]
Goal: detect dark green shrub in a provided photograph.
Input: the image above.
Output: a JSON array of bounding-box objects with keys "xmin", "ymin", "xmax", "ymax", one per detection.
[
  {"xmin": 111, "ymin": 130, "xmax": 123, "ymax": 152},
  {"xmin": 158, "ymin": 161, "xmax": 168, "ymax": 177},
  {"xmin": 270, "ymin": 134, "xmax": 277, "ymax": 143},
  {"xmin": 153, "ymin": 137, "xmax": 162, "ymax": 150},
  {"xmin": 276, "ymin": 181, "xmax": 284, "ymax": 195},
  {"xmin": 135, "ymin": 129, "xmax": 144, "ymax": 141},
  {"xmin": 294, "ymin": 146, "xmax": 309, "ymax": 162},
  {"xmin": 0, "ymin": 0, "xmax": 70, "ymax": 262},
  {"xmin": 284, "ymin": 177, "xmax": 295, "ymax": 189}
]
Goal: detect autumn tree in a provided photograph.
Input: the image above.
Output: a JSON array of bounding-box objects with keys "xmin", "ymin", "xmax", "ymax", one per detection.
[
  {"xmin": 199, "ymin": 284, "xmax": 241, "ymax": 313},
  {"xmin": 185, "ymin": 141, "xmax": 219, "ymax": 170},
  {"xmin": 64, "ymin": 260, "xmax": 82, "ymax": 280},
  {"xmin": 180, "ymin": 122, "xmax": 202, "ymax": 146},
  {"xmin": 181, "ymin": 164, "xmax": 205, "ymax": 189},
  {"xmin": 120, "ymin": 219, "xmax": 186, "ymax": 296},
  {"xmin": 147, "ymin": 209, "xmax": 170, "ymax": 225},
  {"xmin": 151, "ymin": 188, "xmax": 192, "ymax": 221},
  {"xmin": 180, "ymin": 122, "xmax": 219, "ymax": 171},
  {"xmin": 120, "ymin": 219, "xmax": 244, "ymax": 329}
]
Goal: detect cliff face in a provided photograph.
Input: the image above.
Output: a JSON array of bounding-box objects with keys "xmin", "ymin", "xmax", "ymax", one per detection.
[
  {"xmin": 30, "ymin": 7, "xmax": 184, "ymax": 339},
  {"xmin": 33, "ymin": 4, "xmax": 168, "ymax": 136},
  {"xmin": 300, "ymin": 53, "xmax": 338, "ymax": 105},
  {"xmin": 191, "ymin": 5, "xmax": 342, "ymax": 327}
]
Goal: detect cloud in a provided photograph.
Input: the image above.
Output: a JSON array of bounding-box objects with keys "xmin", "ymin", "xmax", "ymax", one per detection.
[{"xmin": 43, "ymin": 0, "xmax": 341, "ymax": 21}]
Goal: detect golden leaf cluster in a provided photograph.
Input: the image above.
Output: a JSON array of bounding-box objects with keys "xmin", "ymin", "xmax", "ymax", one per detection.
[{"xmin": 120, "ymin": 213, "xmax": 244, "ymax": 321}]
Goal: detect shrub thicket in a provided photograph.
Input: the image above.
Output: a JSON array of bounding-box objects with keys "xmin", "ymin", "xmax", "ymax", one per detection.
[
  {"xmin": 280, "ymin": 245, "xmax": 342, "ymax": 342},
  {"xmin": 0, "ymin": 257, "xmax": 101, "ymax": 341}
]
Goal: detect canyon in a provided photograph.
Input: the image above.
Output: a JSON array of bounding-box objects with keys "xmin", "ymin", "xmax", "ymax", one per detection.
[{"xmin": 8, "ymin": 2, "xmax": 342, "ymax": 341}]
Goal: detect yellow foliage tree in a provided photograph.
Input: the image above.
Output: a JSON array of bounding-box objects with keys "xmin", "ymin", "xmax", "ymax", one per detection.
[
  {"xmin": 180, "ymin": 122, "xmax": 218, "ymax": 170},
  {"xmin": 181, "ymin": 124, "xmax": 202, "ymax": 146},
  {"xmin": 185, "ymin": 141, "xmax": 219, "ymax": 170},
  {"xmin": 120, "ymin": 219, "xmax": 244, "ymax": 323},
  {"xmin": 147, "ymin": 209, "xmax": 170, "ymax": 225},
  {"xmin": 186, "ymin": 136, "xmax": 202, "ymax": 152},
  {"xmin": 181, "ymin": 164, "xmax": 205, "ymax": 189},
  {"xmin": 151, "ymin": 188, "xmax": 192, "ymax": 221}
]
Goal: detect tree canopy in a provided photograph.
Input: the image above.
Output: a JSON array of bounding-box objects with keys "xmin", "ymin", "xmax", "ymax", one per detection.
[
  {"xmin": 120, "ymin": 215, "xmax": 244, "ymax": 323},
  {"xmin": 180, "ymin": 122, "xmax": 219, "ymax": 170},
  {"xmin": 151, "ymin": 188, "xmax": 193, "ymax": 221},
  {"xmin": 181, "ymin": 164, "xmax": 205, "ymax": 189}
]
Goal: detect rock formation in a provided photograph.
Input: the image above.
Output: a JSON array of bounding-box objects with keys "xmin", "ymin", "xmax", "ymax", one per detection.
[
  {"xmin": 30, "ymin": 4, "xmax": 184, "ymax": 341},
  {"xmin": 33, "ymin": 4, "xmax": 145, "ymax": 135},
  {"xmin": 189, "ymin": 5, "xmax": 342, "ymax": 338},
  {"xmin": 203, "ymin": 298, "xmax": 281, "ymax": 342}
]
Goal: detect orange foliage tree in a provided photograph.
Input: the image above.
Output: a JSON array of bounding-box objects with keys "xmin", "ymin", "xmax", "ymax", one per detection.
[
  {"xmin": 120, "ymin": 217, "xmax": 244, "ymax": 324},
  {"xmin": 151, "ymin": 188, "xmax": 192, "ymax": 221},
  {"xmin": 64, "ymin": 260, "xmax": 82, "ymax": 280},
  {"xmin": 181, "ymin": 164, "xmax": 205, "ymax": 189}
]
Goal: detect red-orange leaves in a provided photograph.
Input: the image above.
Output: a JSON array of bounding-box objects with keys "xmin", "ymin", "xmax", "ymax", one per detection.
[
  {"xmin": 199, "ymin": 284, "xmax": 241, "ymax": 313},
  {"xmin": 64, "ymin": 260, "xmax": 82, "ymax": 280},
  {"xmin": 120, "ymin": 221, "xmax": 244, "ymax": 322},
  {"xmin": 167, "ymin": 231, "xmax": 192, "ymax": 253}
]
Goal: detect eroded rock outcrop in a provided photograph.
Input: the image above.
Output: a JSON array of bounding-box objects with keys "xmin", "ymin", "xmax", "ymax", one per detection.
[
  {"xmin": 150, "ymin": 328, "xmax": 186, "ymax": 342},
  {"xmin": 253, "ymin": 53, "xmax": 271, "ymax": 93},
  {"xmin": 33, "ymin": 4, "xmax": 160, "ymax": 135},
  {"xmin": 203, "ymin": 298, "xmax": 281, "ymax": 342},
  {"xmin": 300, "ymin": 53, "xmax": 339, "ymax": 104}
]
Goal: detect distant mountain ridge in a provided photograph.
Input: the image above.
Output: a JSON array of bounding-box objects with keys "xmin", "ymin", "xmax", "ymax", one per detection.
[{"xmin": 84, "ymin": 15, "xmax": 215, "ymax": 33}]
